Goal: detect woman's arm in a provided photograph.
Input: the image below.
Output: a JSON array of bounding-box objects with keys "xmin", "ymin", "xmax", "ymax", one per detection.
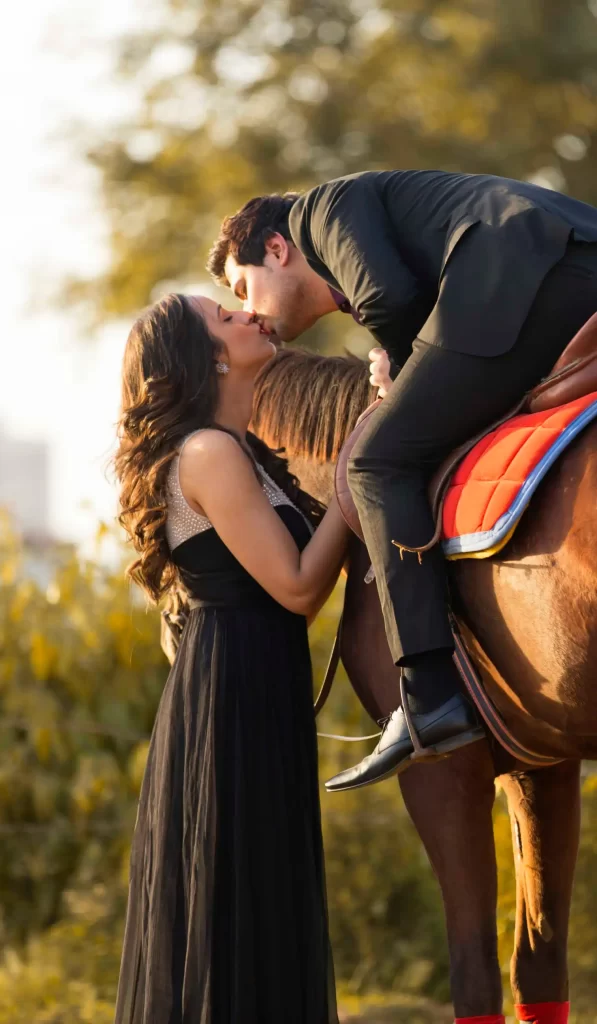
[{"xmin": 179, "ymin": 430, "xmax": 350, "ymax": 618}]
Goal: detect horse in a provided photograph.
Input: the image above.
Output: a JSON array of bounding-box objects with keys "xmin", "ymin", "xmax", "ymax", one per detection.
[{"xmin": 251, "ymin": 345, "xmax": 597, "ymax": 1019}]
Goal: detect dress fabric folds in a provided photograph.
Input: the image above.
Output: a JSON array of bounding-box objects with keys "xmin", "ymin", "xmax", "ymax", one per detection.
[{"xmin": 114, "ymin": 504, "xmax": 338, "ymax": 1024}]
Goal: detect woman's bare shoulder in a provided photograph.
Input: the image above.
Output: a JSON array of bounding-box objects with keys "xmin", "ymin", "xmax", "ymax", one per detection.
[
  {"xmin": 182, "ymin": 429, "xmax": 246, "ymax": 464},
  {"xmin": 179, "ymin": 431, "xmax": 257, "ymax": 500}
]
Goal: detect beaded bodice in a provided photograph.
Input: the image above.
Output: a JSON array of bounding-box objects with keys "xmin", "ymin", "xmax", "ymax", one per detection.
[{"xmin": 165, "ymin": 431, "xmax": 308, "ymax": 551}]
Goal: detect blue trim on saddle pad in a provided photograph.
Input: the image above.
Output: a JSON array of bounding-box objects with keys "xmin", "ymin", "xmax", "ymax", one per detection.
[{"xmin": 442, "ymin": 398, "xmax": 597, "ymax": 557}]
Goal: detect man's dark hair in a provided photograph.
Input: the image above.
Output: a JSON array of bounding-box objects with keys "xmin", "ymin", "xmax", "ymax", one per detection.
[{"xmin": 207, "ymin": 192, "xmax": 301, "ymax": 285}]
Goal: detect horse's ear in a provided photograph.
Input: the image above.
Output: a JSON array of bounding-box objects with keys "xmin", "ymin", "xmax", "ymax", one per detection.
[{"xmin": 335, "ymin": 400, "xmax": 382, "ymax": 541}]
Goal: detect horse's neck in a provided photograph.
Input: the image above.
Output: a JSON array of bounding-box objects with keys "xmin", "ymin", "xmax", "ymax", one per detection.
[{"xmin": 287, "ymin": 455, "xmax": 335, "ymax": 507}]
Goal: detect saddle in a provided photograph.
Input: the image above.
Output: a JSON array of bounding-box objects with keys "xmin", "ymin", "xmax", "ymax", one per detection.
[{"xmin": 336, "ymin": 311, "xmax": 597, "ymax": 545}]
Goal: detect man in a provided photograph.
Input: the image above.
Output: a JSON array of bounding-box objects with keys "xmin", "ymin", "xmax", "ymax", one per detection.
[{"xmin": 207, "ymin": 170, "xmax": 597, "ymax": 791}]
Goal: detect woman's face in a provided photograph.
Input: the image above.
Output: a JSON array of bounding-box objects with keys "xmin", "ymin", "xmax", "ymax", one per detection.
[{"xmin": 189, "ymin": 295, "xmax": 277, "ymax": 375}]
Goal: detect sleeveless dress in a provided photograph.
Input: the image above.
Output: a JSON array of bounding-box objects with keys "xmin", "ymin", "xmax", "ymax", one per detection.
[{"xmin": 114, "ymin": 433, "xmax": 338, "ymax": 1024}]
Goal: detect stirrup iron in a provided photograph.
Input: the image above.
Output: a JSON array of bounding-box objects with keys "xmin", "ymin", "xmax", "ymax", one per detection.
[{"xmin": 399, "ymin": 670, "xmax": 438, "ymax": 761}]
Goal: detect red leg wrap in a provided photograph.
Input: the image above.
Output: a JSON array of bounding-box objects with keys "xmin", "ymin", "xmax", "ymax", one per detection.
[
  {"xmin": 514, "ymin": 1003, "xmax": 569, "ymax": 1024},
  {"xmin": 455, "ymin": 1017, "xmax": 505, "ymax": 1023}
]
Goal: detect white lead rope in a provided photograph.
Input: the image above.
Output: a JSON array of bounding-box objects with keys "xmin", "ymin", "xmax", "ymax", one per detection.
[{"xmin": 317, "ymin": 731, "xmax": 381, "ymax": 742}]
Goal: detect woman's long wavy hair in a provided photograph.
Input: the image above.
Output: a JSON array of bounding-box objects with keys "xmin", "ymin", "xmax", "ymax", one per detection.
[{"xmin": 113, "ymin": 293, "xmax": 324, "ymax": 604}]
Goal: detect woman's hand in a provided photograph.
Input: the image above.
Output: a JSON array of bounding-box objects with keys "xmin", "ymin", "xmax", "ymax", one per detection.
[{"xmin": 368, "ymin": 347, "xmax": 392, "ymax": 398}]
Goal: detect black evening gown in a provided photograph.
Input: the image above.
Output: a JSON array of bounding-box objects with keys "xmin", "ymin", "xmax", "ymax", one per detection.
[{"xmin": 114, "ymin": 502, "xmax": 338, "ymax": 1024}]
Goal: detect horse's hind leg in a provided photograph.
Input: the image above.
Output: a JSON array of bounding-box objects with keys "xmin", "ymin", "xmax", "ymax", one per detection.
[
  {"xmin": 500, "ymin": 760, "xmax": 581, "ymax": 1007},
  {"xmin": 399, "ymin": 739, "xmax": 502, "ymax": 1017}
]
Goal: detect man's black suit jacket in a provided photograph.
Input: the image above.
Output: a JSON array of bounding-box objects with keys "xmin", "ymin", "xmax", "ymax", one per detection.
[{"xmin": 288, "ymin": 170, "xmax": 597, "ymax": 367}]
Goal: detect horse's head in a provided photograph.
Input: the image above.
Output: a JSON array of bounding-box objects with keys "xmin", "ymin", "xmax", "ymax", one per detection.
[{"xmin": 252, "ymin": 347, "xmax": 375, "ymax": 505}]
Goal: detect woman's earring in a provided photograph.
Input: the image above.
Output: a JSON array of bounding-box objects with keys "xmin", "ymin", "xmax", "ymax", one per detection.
[{"xmin": 216, "ymin": 362, "xmax": 230, "ymax": 375}]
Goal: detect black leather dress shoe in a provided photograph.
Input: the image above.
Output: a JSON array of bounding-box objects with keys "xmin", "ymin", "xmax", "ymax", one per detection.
[{"xmin": 325, "ymin": 693, "xmax": 485, "ymax": 793}]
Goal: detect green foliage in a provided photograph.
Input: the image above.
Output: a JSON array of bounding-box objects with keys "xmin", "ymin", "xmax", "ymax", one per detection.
[
  {"xmin": 0, "ymin": 888, "xmax": 121, "ymax": 1024},
  {"xmin": 0, "ymin": 515, "xmax": 162, "ymax": 945},
  {"xmin": 73, "ymin": 0, "xmax": 597, "ymax": 338},
  {"xmin": 341, "ymin": 997, "xmax": 453, "ymax": 1023}
]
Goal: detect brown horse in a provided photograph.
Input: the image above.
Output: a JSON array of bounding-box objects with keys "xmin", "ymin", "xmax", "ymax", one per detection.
[{"xmin": 251, "ymin": 346, "xmax": 597, "ymax": 1018}]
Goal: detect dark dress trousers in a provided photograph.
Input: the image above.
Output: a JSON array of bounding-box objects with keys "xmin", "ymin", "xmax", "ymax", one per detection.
[{"xmin": 289, "ymin": 171, "xmax": 597, "ymax": 663}]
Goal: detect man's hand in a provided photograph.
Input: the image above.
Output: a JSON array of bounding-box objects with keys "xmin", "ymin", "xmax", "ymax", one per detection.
[{"xmin": 368, "ymin": 347, "xmax": 393, "ymax": 398}]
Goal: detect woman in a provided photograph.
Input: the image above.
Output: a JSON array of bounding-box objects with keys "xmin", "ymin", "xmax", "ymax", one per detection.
[{"xmin": 113, "ymin": 293, "xmax": 348, "ymax": 1024}]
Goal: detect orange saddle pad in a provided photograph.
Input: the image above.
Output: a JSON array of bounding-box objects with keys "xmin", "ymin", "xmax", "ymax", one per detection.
[{"xmin": 442, "ymin": 391, "xmax": 597, "ymax": 559}]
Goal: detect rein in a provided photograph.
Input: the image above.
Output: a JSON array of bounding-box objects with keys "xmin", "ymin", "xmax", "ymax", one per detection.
[{"xmin": 313, "ymin": 609, "xmax": 381, "ymax": 744}]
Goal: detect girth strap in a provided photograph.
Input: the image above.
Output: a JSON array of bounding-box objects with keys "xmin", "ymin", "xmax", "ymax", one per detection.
[{"xmin": 451, "ymin": 620, "xmax": 562, "ymax": 768}]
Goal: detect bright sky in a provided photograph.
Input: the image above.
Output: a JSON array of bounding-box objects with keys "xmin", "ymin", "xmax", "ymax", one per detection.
[{"xmin": 1, "ymin": 0, "xmax": 159, "ymax": 547}]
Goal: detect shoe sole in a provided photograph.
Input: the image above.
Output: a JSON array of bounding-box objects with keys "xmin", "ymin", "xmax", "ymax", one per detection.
[{"xmin": 325, "ymin": 727, "xmax": 486, "ymax": 793}]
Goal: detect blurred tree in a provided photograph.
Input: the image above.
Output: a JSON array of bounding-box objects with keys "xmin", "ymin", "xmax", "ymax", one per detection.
[
  {"xmin": 0, "ymin": 886, "xmax": 121, "ymax": 1024},
  {"xmin": 0, "ymin": 514, "xmax": 163, "ymax": 944},
  {"xmin": 71, "ymin": 0, "xmax": 597, "ymax": 346}
]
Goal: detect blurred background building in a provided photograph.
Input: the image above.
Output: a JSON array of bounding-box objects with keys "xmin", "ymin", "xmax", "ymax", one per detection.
[{"xmin": 0, "ymin": 423, "xmax": 50, "ymax": 542}]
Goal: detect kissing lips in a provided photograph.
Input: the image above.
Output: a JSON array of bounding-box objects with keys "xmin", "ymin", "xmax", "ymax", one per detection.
[{"xmin": 256, "ymin": 317, "xmax": 279, "ymax": 345}]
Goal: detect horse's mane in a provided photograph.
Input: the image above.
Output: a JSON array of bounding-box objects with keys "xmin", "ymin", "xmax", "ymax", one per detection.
[{"xmin": 252, "ymin": 348, "xmax": 375, "ymax": 462}]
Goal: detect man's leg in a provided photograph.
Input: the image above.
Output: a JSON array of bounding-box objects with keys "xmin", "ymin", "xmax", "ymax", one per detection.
[
  {"xmin": 349, "ymin": 241, "xmax": 597, "ymax": 667},
  {"xmin": 347, "ymin": 340, "xmax": 524, "ymax": 666},
  {"xmin": 326, "ymin": 241, "xmax": 597, "ymax": 791}
]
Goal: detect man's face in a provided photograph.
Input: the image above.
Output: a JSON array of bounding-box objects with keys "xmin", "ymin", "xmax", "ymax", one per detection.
[{"xmin": 224, "ymin": 235, "xmax": 317, "ymax": 343}]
